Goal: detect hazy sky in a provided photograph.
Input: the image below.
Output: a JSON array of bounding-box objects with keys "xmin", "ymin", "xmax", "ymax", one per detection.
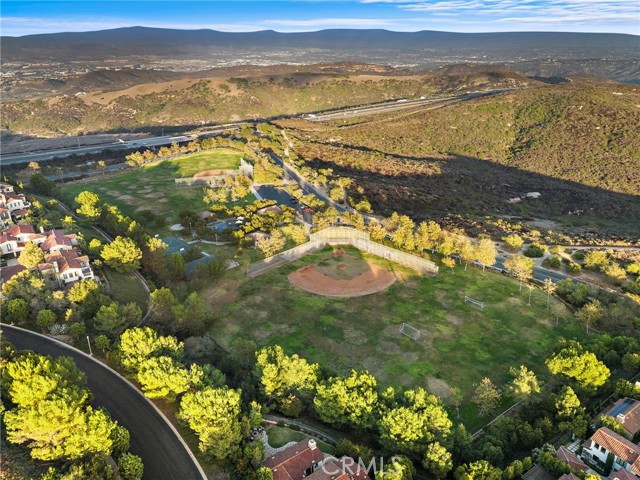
[{"xmin": 2, "ymin": 0, "xmax": 639, "ymax": 36}]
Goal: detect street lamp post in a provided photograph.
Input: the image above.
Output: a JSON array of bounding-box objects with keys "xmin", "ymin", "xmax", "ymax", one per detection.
[{"xmin": 86, "ymin": 335, "xmax": 93, "ymax": 356}]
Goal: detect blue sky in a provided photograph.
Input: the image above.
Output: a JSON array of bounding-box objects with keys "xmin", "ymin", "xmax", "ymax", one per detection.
[{"xmin": 1, "ymin": 1, "xmax": 639, "ymax": 36}]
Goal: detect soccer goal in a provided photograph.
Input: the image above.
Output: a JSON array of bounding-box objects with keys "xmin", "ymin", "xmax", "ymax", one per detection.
[{"xmin": 400, "ymin": 323, "xmax": 421, "ymax": 340}]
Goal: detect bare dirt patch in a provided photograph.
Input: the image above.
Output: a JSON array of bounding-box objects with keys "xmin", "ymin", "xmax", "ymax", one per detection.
[
  {"xmin": 288, "ymin": 262, "xmax": 396, "ymax": 297},
  {"xmin": 446, "ymin": 314, "xmax": 465, "ymax": 326},
  {"xmin": 193, "ymin": 169, "xmax": 232, "ymax": 177},
  {"xmin": 427, "ymin": 376, "xmax": 452, "ymax": 399}
]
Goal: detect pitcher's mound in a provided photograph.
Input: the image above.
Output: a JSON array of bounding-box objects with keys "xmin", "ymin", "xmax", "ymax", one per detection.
[{"xmin": 288, "ymin": 262, "xmax": 396, "ymax": 297}]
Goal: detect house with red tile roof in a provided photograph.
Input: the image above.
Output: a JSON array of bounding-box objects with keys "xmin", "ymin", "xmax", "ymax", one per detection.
[
  {"xmin": 0, "ymin": 224, "xmax": 45, "ymax": 257},
  {"xmin": 556, "ymin": 446, "xmax": 589, "ymax": 472},
  {"xmin": 0, "ymin": 264, "xmax": 27, "ymax": 285},
  {"xmin": 0, "ymin": 183, "xmax": 15, "ymax": 194},
  {"xmin": 598, "ymin": 398, "xmax": 640, "ymax": 441},
  {"xmin": 581, "ymin": 427, "xmax": 640, "ymax": 476},
  {"xmin": 40, "ymin": 229, "xmax": 78, "ymax": 253},
  {"xmin": 37, "ymin": 250, "xmax": 95, "ymax": 285},
  {"xmin": 262, "ymin": 439, "xmax": 325, "ymax": 480}
]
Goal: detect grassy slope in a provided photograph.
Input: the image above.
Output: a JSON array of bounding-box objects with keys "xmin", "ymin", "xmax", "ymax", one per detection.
[
  {"xmin": 267, "ymin": 427, "xmax": 335, "ymax": 453},
  {"xmin": 61, "ymin": 148, "xmax": 243, "ymax": 233},
  {"xmin": 209, "ymin": 246, "xmax": 584, "ymax": 427}
]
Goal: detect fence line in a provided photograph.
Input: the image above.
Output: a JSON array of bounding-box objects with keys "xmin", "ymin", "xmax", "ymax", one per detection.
[{"xmin": 248, "ymin": 226, "xmax": 438, "ymax": 278}]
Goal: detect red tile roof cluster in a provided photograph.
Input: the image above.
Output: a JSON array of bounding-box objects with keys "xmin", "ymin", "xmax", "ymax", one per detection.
[
  {"xmin": 583, "ymin": 427, "xmax": 640, "ymax": 475},
  {"xmin": 557, "ymin": 473, "xmax": 581, "ymax": 480},
  {"xmin": 0, "ymin": 264, "xmax": 26, "ymax": 284},
  {"xmin": 263, "ymin": 440, "xmax": 325, "ymax": 480},
  {"xmin": 556, "ymin": 446, "xmax": 588, "ymax": 472}
]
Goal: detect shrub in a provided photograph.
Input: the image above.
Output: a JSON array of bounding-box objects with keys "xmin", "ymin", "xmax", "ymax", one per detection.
[
  {"xmin": 543, "ymin": 256, "xmax": 562, "ymax": 269},
  {"xmin": 566, "ymin": 262, "xmax": 582, "ymax": 274},
  {"xmin": 524, "ymin": 243, "xmax": 546, "ymax": 258}
]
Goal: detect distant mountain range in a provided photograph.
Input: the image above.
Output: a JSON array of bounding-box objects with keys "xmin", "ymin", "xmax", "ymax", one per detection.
[{"xmin": 2, "ymin": 27, "xmax": 639, "ymax": 83}]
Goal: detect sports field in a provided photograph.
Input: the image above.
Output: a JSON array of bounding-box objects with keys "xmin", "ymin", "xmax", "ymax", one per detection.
[
  {"xmin": 207, "ymin": 246, "xmax": 585, "ymax": 426},
  {"xmin": 61, "ymin": 148, "xmax": 246, "ymax": 233}
]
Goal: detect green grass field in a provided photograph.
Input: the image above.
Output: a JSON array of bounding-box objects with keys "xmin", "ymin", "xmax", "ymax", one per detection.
[
  {"xmin": 208, "ymin": 246, "xmax": 585, "ymax": 427},
  {"xmin": 267, "ymin": 427, "xmax": 335, "ymax": 454},
  {"xmin": 61, "ymin": 148, "xmax": 245, "ymax": 234}
]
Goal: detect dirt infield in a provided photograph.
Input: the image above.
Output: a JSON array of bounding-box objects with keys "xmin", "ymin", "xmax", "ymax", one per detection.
[{"xmin": 288, "ymin": 262, "xmax": 396, "ymax": 297}]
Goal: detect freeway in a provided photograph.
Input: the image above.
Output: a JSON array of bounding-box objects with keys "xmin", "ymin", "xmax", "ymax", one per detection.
[
  {"xmin": 0, "ymin": 324, "xmax": 205, "ymax": 480},
  {"xmin": 303, "ymin": 89, "xmax": 514, "ymax": 122}
]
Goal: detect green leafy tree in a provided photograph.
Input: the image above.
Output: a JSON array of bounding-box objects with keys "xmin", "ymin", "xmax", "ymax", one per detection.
[
  {"xmin": 455, "ymin": 461, "xmax": 502, "ymax": 480},
  {"xmin": 379, "ymin": 388, "xmax": 452, "ymax": 456},
  {"xmin": 257, "ymin": 230, "xmax": 287, "ymax": 258},
  {"xmin": 177, "ymin": 386, "xmax": 243, "ymax": 460},
  {"xmin": 118, "ymin": 453, "xmax": 144, "ymax": 480},
  {"xmin": 414, "ymin": 221, "xmax": 442, "ymax": 252},
  {"xmin": 458, "ymin": 238, "xmax": 476, "ymax": 270},
  {"xmin": 475, "ymin": 238, "xmax": 497, "ymax": 271},
  {"xmin": 69, "ymin": 322, "xmax": 86, "ymax": 339},
  {"xmin": 67, "ymin": 279, "xmax": 100, "ymax": 304},
  {"xmin": 101, "ymin": 236, "xmax": 142, "ymax": 272},
  {"xmin": 36, "ymin": 309, "xmax": 57, "ymax": 331},
  {"xmin": 314, "ymin": 370, "xmax": 379, "ymax": 430},
  {"xmin": 546, "ymin": 342, "xmax": 610, "ymax": 393},
  {"xmin": 7, "ymin": 298, "xmax": 30, "ymax": 322},
  {"xmin": 584, "ymin": 250, "xmax": 609, "ymax": 270},
  {"xmin": 504, "ymin": 255, "xmax": 534, "ymax": 291},
  {"xmin": 622, "ymin": 353, "xmax": 640, "ymax": 371},
  {"xmin": 257, "ymin": 467, "xmax": 274, "ymax": 480},
  {"xmin": 119, "ymin": 327, "xmax": 183, "ymax": 372},
  {"xmin": 575, "ymin": 299, "xmax": 604, "ymax": 333},
  {"xmin": 423, "ymin": 442, "xmax": 453, "ymax": 479},
  {"xmin": 136, "ymin": 356, "xmax": 201, "ymax": 400},
  {"xmin": 553, "ymin": 386, "xmax": 588, "ymax": 438},
  {"xmin": 150, "ymin": 287, "xmax": 176, "ymax": 321},
  {"xmin": 110, "ymin": 424, "xmax": 130, "ymax": 458},
  {"xmin": 18, "ymin": 242, "xmax": 45, "ymax": 269},
  {"xmin": 507, "ymin": 365, "xmax": 540, "ymax": 401},
  {"xmin": 376, "ymin": 455, "xmax": 416, "ymax": 480},
  {"xmin": 94, "ymin": 302, "xmax": 142, "ymax": 338},
  {"xmin": 75, "ymin": 191, "xmax": 102, "ymax": 221},
  {"xmin": 255, "ymin": 345, "xmax": 319, "ymax": 407},
  {"xmin": 167, "ymin": 253, "xmax": 187, "ymax": 281},
  {"xmin": 94, "ymin": 334, "xmax": 111, "ymax": 353},
  {"xmin": 473, "ymin": 378, "xmax": 501, "ymax": 416}
]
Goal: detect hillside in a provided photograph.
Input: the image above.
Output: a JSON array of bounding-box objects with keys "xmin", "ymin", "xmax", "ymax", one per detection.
[
  {"xmin": 280, "ymin": 83, "xmax": 640, "ymax": 234},
  {"xmin": 0, "ymin": 66, "xmax": 536, "ymax": 137}
]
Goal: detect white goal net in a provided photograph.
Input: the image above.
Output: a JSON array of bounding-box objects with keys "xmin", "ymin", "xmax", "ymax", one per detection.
[{"xmin": 400, "ymin": 323, "xmax": 421, "ymax": 340}]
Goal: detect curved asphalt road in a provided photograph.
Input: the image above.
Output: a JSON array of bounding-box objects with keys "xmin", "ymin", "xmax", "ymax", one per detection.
[{"xmin": 0, "ymin": 324, "xmax": 206, "ymax": 480}]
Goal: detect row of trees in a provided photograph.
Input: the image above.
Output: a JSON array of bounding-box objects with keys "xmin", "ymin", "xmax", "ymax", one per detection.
[{"xmin": 1, "ymin": 346, "xmax": 143, "ymax": 479}]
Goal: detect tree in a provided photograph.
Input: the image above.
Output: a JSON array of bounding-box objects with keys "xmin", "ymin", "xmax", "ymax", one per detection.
[
  {"xmin": 28, "ymin": 161, "xmax": 41, "ymax": 172},
  {"xmin": 473, "ymin": 378, "xmax": 501, "ymax": 416},
  {"xmin": 136, "ymin": 356, "xmax": 201, "ymax": 400},
  {"xmin": 101, "ymin": 236, "xmax": 142, "ymax": 272},
  {"xmin": 314, "ymin": 370, "xmax": 379, "ymax": 430},
  {"xmin": 255, "ymin": 345, "xmax": 319, "ymax": 406},
  {"xmin": 554, "ymin": 386, "xmax": 588, "ymax": 437},
  {"xmin": 118, "ymin": 453, "xmax": 144, "ymax": 480},
  {"xmin": 69, "ymin": 322, "xmax": 86, "ymax": 339},
  {"xmin": 110, "ymin": 424, "xmax": 130, "ymax": 457},
  {"xmin": 97, "ymin": 160, "xmax": 107, "ymax": 176},
  {"xmin": 584, "ymin": 250, "xmax": 609, "ymax": 270},
  {"xmin": 94, "ymin": 334, "xmax": 111, "ymax": 353},
  {"xmin": 167, "ymin": 253, "xmax": 187, "ymax": 281},
  {"xmin": 502, "ymin": 234, "xmax": 524, "ymax": 252},
  {"xmin": 7, "ymin": 298, "xmax": 30, "ymax": 322},
  {"xmin": 18, "ymin": 242, "xmax": 45, "ymax": 269},
  {"xmin": 423, "ymin": 442, "xmax": 453, "ymax": 479},
  {"xmin": 415, "ymin": 221, "xmax": 442, "ymax": 253},
  {"xmin": 507, "ymin": 365, "xmax": 540, "ymax": 401},
  {"xmin": 376, "ymin": 455, "xmax": 415, "ymax": 480},
  {"xmin": 542, "ymin": 278, "xmax": 556, "ymax": 310},
  {"xmin": 442, "ymin": 256, "xmax": 456, "ymax": 272},
  {"xmin": 67, "ymin": 279, "xmax": 100, "ymax": 304},
  {"xmin": 177, "ymin": 387, "xmax": 243, "ymax": 460},
  {"xmin": 94, "ymin": 302, "xmax": 141, "ymax": 338},
  {"xmin": 257, "ymin": 230, "xmax": 286, "ymax": 258},
  {"xmin": 458, "ymin": 238, "xmax": 476, "ymax": 270},
  {"xmin": 455, "ymin": 461, "xmax": 502, "ymax": 480},
  {"xmin": 257, "ymin": 467, "xmax": 274, "ymax": 480},
  {"xmin": 35, "ymin": 309, "xmax": 57, "ymax": 331},
  {"xmin": 475, "ymin": 238, "xmax": 497, "ymax": 271},
  {"xmin": 504, "ymin": 255, "xmax": 534, "ymax": 291},
  {"xmin": 75, "ymin": 191, "xmax": 102, "ymax": 221},
  {"xmin": 546, "ymin": 342, "xmax": 610, "ymax": 393},
  {"xmin": 437, "ymin": 233, "xmax": 457, "ymax": 257},
  {"xmin": 150, "ymin": 287, "xmax": 176, "ymax": 321},
  {"xmin": 119, "ymin": 327, "xmax": 183, "ymax": 372},
  {"xmin": 575, "ymin": 299, "xmax": 604, "ymax": 333},
  {"xmin": 378, "ymin": 388, "xmax": 452, "ymax": 457}
]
